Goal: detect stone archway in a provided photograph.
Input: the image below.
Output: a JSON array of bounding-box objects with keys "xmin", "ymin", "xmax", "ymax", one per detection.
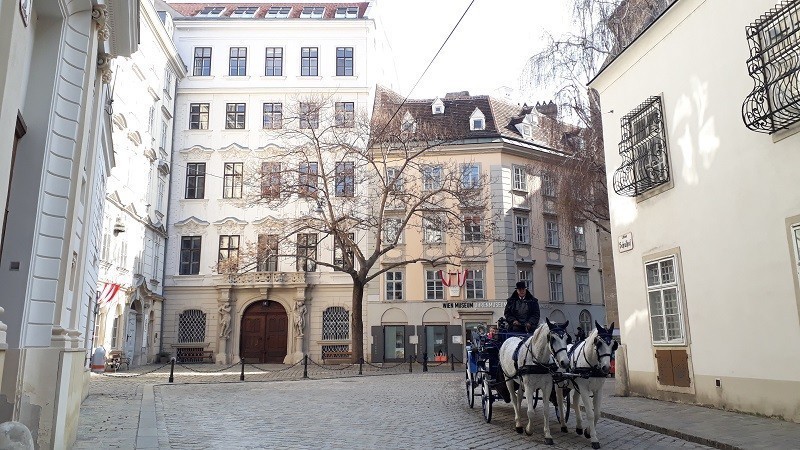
[{"xmin": 240, "ymin": 300, "xmax": 288, "ymax": 363}]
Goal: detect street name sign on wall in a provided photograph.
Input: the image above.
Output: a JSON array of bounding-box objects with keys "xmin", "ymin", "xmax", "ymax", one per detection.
[{"xmin": 618, "ymin": 232, "xmax": 634, "ymax": 253}]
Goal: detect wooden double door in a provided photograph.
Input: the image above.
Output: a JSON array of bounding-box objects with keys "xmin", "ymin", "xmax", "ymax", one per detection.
[{"xmin": 240, "ymin": 301, "xmax": 288, "ymax": 363}]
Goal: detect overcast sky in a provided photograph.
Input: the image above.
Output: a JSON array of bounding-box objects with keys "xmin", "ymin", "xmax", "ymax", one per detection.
[{"xmin": 378, "ymin": 0, "xmax": 573, "ymax": 102}]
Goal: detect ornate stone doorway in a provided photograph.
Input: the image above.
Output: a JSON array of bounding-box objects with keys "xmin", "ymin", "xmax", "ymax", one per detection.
[{"xmin": 240, "ymin": 301, "xmax": 288, "ymax": 363}]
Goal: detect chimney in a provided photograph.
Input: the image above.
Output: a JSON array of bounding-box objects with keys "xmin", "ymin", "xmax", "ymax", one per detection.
[{"xmin": 535, "ymin": 100, "xmax": 558, "ymax": 118}]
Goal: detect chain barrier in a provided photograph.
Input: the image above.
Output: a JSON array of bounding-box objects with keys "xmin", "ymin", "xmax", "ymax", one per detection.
[
  {"xmin": 362, "ymin": 360, "xmax": 407, "ymax": 369},
  {"xmin": 307, "ymin": 357, "xmax": 356, "ymax": 371},
  {"xmin": 176, "ymin": 361, "xmax": 240, "ymax": 373},
  {"xmin": 100, "ymin": 361, "xmax": 171, "ymax": 378},
  {"xmin": 245, "ymin": 360, "xmax": 302, "ymax": 373}
]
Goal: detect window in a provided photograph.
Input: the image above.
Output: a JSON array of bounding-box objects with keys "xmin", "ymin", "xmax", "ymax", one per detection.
[
  {"xmin": 545, "ymin": 219, "xmax": 560, "ymax": 248},
  {"xmin": 178, "ymin": 310, "xmax": 206, "ymax": 343},
  {"xmin": 425, "ymin": 270, "xmax": 444, "ymax": 300},
  {"xmin": 300, "ymin": 102, "xmax": 319, "ymax": 129},
  {"xmin": 296, "ymin": 233, "xmax": 318, "ymax": 272},
  {"xmin": 185, "ymin": 163, "xmax": 206, "ymax": 199},
  {"xmin": 743, "ymin": 1, "xmax": 800, "ymax": 133},
  {"xmin": 573, "ymin": 225, "xmax": 586, "ymax": 251},
  {"xmin": 301, "ymin": 47, "xmax": 318, "ymax": 76},
  {"xmin": 163, "ymin": 69, "xmax": 173, "ymax": 93},
  {"xmin": 613, "ymin": 96, "xmax": 670, "ymax": 196},
  {"xmin": 470, "ymin": 108, "xmax": 486, "ymax": 131},
  {"xmin": 228, "ymin": 47, "xmax": 247, "ymax": 76},
  {"xmin": 542, "ymin": 172, "xmax": 556, "ymax": 197},
  {"xmin": 463, "ymin": 215, "xmax": 483, "ymax": 242},
  {"xmin": 518, "ymin": 267, "xmax": 533, "ymax": 292},
  {"xmin": 266, "ymin": 6, "xmax": 291, "ymax": 18},
  {"xmin": 193, "ymin": 47, "xmax": 212, "ymax": 76},
  {"xmin": 401, "ymin": 111, "xmax": 416, "ymax": 132},
  {"xmin": 265, "ymin": 47, "xmax": 283, "ymax": 76},
  {"xmin": 423, "ymin": 217, "xmax": 443, "ymax": 244},
  {"xmin": 422, "ymin": 165, "xmax": 442, "ymax": 190},
  {"xmin": 335, "ymin": 161, "xmax": 355, "ymax": 197},
  {"xmin": 579, "ymin": 310, "xmax": 592, "ymax": 334},
  {"xmin": 231, "ymin": 6, "xmax": 258, "ymax": 17},
  {"xmin": 300, "ymin": 6, "xmax": 325, "ymax": 18},
  {"xmin": 646, "ymin": 256, "xmax": 684, "ymax": 343},
  {"xmin": 197, "ymin": 6, "xmax": 224, "ymax": 17},
  {"xmin": 513, "ymin": 165, "xmax": 527, "ymax": 191},
  {"xmin": 425, "ymin": 325, "xmax": 447, "ymax": 361},
  {"xmin": 180, "ymin": 236, "xmax": 202, "ymax": 275},
  {"xmin": 225, "ymin": 103, "xmax": 246, "ymax": 129},
  {"xmin": 386, "ymin": 167, "xmax": 403, "ymax": 192},
  {"xmin": 111, "ymin": 315, "xmax": 120, "ymax": 348},
  {"xmin": 334, "ymin": 232, "xmax": 355, "ymax": 269},
  {"xmin": 576, "ymin": 271, "xmax": 591, "ymax": 303},
  {"xmin": 548, "ymin": 269, "xmax": 564, "ymax": 303},
  {"xmin": 261, "ymin": 162, "xmax": 281, "ymax": 198},
  {"xmin": 335, "ymin": 6, "xmax": 358, "ymax": 18},
  {"xmin": 472, "ymin": 118, "xmax": 484, "ymax": 130},
  {"xmin": 262, "ymin": 102, "xmax": 282, "ymax": 129},
  {"xmin": 336, "ymin": 47, "xmax": 354, "ymax": 76},
  {"xmin": 384, "ymin": 218, "xmax": 403, "ymax": 244},
  {"xmin": 432, "ymin": 99, "xmax": 444, "ymax": 115},
  {"xmin": 257, "ymin": 234, "xmax": 278, "ymax": 272},
  {"xmin": 384, "ymin": 326, "xmax": 405, "ymax": 361},
  {"xmin": 190, "ymin": 103, "xmax": 209, "ymax": 129},
  {"xmin": 335, "ymin": 102, "xmax": 355, "ymax": 127},
  {"xmin": 156, "ymin": 176, "xmax": 165, "ymax": 211},
  {"xmin": 218, "ymin": 235, "xmax": 240, "ymax": 270},
  {"xmin": 385, "ymin": 271, "xmax": 403, "ymax": 301},
  {"xmin": 160, "ymin": 121, "xmax": 168, "ymax": 150},
  {"xmin": 299, "ymin": 162, "xmax": 318, "ymax": 197},
  {"xmin": 223, "ymin": 162, "xmax": 243, "ymax": 199},
  {"xmin": 515, "ymin": 214, "xmax": 529, "ymax": 244},
  {"xmin": 461, "ymin": 163, "xmax": 480, "ymax": 189},
  {"xmin": 322, "ymin": 307, "xmax": 349, "ymax": 340},
  {"xmin": 465, "ymin": 268, "xmax": 485, "ymax": 300}
]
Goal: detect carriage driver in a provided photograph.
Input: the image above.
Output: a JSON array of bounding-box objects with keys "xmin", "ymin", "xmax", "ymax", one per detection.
[{"xmin": 504, "ymin": 281, "xmax": 541, "ymax": 333}]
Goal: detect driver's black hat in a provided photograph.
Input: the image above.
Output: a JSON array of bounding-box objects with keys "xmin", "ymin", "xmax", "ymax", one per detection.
[{"xmin": 515, "ymin": 281, "xmax": 527, "ymax": 289}]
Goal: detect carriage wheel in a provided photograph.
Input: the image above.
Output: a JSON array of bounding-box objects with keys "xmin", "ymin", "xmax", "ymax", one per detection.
[
  {"xmin": 465, "ymin": 368, "xmax": 475, "ymax": 408},
  {"xmin": 481, "ymin": 376, "xmax": 493, "ymax": 423}
]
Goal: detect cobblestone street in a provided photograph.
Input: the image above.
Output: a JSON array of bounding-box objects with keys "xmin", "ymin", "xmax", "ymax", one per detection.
[{"xmin": 76, "ymin": 367, "xmax": 709, "ymax": 449}]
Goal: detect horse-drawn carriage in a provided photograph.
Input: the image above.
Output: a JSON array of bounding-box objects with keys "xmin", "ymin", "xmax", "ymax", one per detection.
[{"xmin": 465, "ymin": 319, "xmax": 618, "ymax": 449}]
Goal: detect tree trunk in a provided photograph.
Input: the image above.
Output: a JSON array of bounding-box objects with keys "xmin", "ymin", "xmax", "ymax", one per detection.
[{"xmin": 351, "ymin": 279, "xmax": 365, "ymax": 362}]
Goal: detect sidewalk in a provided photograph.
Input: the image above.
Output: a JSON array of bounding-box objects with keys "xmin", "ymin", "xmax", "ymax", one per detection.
[{"xmin": 599, "ymin": 380, "xmax": 800, "ymax": 449}]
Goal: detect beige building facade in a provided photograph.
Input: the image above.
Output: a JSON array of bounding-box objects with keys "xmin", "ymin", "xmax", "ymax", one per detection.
[{"xmin": 590, "ymin": 0, "xmax": 800, "ymax": 422}]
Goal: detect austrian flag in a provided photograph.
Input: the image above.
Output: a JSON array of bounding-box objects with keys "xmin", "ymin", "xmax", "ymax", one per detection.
[{"xmin": 97, "ymin": 282, "xmax": 121, "ymax": 304}]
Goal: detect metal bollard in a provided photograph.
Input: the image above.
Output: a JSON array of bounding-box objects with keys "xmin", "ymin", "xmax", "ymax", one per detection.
[
  {"xmin": 423, "ymin": 352, "xmax": 428, "ymax": 372},
  {"xmin": 358, "ymin": 357, "xmax": 363, "ymax": 375},
  {"xmin": 169, "ymin": 357, "xmax": 175, "ymax": 383},
  {"xmin": 408, "ymin": 354, "xmax": 413, "ymax": 373},
  {"xmin": 451, "ymin": 353, "xmax": 455, "ymax": 371},
  {"xmin": 303, "ymin": 354, "xmax": 308, "ymax": 379},
  {"xmin": 240, "ymin": 358, "xmax": 245, "ymax": 381}
]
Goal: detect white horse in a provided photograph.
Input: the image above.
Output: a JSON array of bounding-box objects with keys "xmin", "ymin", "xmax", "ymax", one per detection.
[
  {"xmin": 563, "ymin": 321, "xmax": 618, "ymax": 449},
  {"xmin": 499, "ymin": 319, "xmax": 571, "ymax": 445}
]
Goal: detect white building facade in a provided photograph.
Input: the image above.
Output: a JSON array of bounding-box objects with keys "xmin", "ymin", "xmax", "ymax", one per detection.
[
  {"xmin": 590, "ymin": 0, "xmax": 800, "ymax": 422},
  {"xmin": 95, "ymin": 0, "xmax": 186, "ymax": 368},
  {"xmin": 0, "ymin": 0, "xmax": 138, "ymax": 447},
  {"xmin": 162, "ymin": 2, "xmax": 381, "ymax": 364}
]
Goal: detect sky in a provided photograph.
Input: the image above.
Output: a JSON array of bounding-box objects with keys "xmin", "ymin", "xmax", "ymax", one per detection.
[{"xmin": 378, "ymin": 0, "xmax": 574, "ymax": 102}]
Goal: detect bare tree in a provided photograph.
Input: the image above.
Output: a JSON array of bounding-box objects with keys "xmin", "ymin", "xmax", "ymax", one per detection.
[{"xmin": 217, "ymin": 93, "xmax": 499, "ymax": 361}]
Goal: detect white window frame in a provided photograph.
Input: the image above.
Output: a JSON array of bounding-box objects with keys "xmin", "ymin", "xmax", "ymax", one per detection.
[
  {"xmin": 548, "ymin": 269, "xmax": 564, "ymax": 303},
  {"xmin": 515, "ymin": 214, "xmax": 530, "ymax": 244},
  {"xmin": 386, "ymin": 167, "xmax": 403, "ymax": 192},
  {"xmin": 461, "ymin": 163, "xmax": 480, "ymax": 189},
  {"xmin": 335, "ymin": 6, "xmax": 359, "ymax": 18},
  {"xmin": 542, "ymin": 172, "xmax": 556, "ymax": 197},
  {"xmin": 231, "ymin": 6, "xmax": 258, "ymax": 18},
  {"xmin": 425, "ymin": 269, "xmax": 444, "ymax": 300},
  {"xmin": 300, "ymin": 6, "xmax": 325, "ymax": 18},
  {"xmin": 576, "ymin": 271, "xmax": 590, "ymax": 304},
  {"xmin": 573, "ymin": 224, "xmax": 586, "ymax": 252},
  {"xmin": 384, "ymin": 218, "xmax": 403, "ymax": 244},
  {"xmin": 197, "ymin": 6, "xmax": 225, "ymax": 17},
  {"xmin": 645, "ymin": 255, "xmax": 686, "ymax": 345},
  {"xmin": 512, "ymin": 165, "xmax": 527, "ymax": 191},
  {"xmin": 462, "ymin": 215, "xmax": 483, "ymax": 242},
  {"xmin": 423, "ymin": 216, "xmax": 443, "ymax": 244},
  {"xmin": 470, "ymin": 108, "xmax": 486, "ymax": 131},
  {"xmin": 422, "ymin": 165, "xmax": 442, "ymax": 191},
  {"xmin": 517, "ymin": 267, "xmax": 533, "ymax": 293},
  {"xmin": 385, "ymin": 270, "xmax": 403, "ymax": 301},
  {"xmin": 266, "ymin": 6, "xmax": 291, "ymax": 18},
  {"xmin": 465, "ymin": 268, "xmax": 485, "ymax": 300},
  {"xmin": 545, "ymin": 219, "xmax": 560, "ymax": 248}
]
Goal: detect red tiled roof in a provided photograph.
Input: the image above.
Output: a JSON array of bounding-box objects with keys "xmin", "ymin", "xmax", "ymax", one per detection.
[{"xmin": 168, "ymin": 2, "xmax": 369, "ymax": 19}]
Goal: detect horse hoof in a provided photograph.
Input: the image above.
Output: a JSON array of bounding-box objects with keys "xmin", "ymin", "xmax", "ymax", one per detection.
[
  {"xmin": 561, "ymin": 426, "xmax": 568, "ymax": 433},
  {"xmin": 575, "ymin": 428, "xmax": 583, "ymax": 435},
  {"xmin": 545, "ymin": 438, "xmax": 554, "ymax": 445},
  {"xmin": 584, "ymin": 430, "xmax": 591, "ymax": 439},
  {"xmin": 592, "ymin": 442, "xmax": 601, "ymax": 449},
  {"xmin": 525, "ymin": 428, "xmax": 533, "ymax": 436},
  {"xmin": 515, "ymin": 427, "xmax": 523, "ymax": 434}
]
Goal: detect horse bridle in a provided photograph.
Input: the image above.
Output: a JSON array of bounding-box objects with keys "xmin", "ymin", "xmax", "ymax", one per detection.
[
  {"xmin": 548, "ymin": 328, "xmax": 569, "ymax": 360},
  {"xmin": 579, "ymin": 334, "xmax": 614, "ymax": 369}
]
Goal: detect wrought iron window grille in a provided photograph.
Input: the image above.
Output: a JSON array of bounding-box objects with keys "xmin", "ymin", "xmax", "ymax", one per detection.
[
  {"xmin": 613, "ymin": 96, "xmax": 671, "ymax": 197},
  {"xmin": 178, "ymin": 309, "xmax": 206, "ymax": 343},
  {"xmin": 743, "ymin": 0, "xmax": 800, "ymax": 134},
  {"xmin": 322, "ymin": 307, "xmax": 350, "ymax": 340}
]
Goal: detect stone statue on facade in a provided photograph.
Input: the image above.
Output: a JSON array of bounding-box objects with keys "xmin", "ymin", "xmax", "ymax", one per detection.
[
  {"xmin": 218, "ymin": 303, "xmax": 232, "ymax": 339},
  {"xmin": 294, "ymin": 300, "xmax": 306, "ymax": 337}
]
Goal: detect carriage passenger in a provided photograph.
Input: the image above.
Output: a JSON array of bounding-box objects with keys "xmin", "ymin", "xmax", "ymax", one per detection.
[{"xmin": 504, "ymin": 281, "xmax": 541, "ymax": 333}]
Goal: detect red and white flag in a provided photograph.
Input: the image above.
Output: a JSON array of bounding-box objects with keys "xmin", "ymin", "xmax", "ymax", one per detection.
[{"xmin": 97, "ymin": 282, "xmax": 121, "ymax": 304}]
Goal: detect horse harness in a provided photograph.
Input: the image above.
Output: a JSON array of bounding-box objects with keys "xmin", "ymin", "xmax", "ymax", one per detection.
[
  {"xmin": 507, "ymin": 329, "xmax": 567, "ymax": 379},
  {"xmin": 568, "ymin": 334, "xmax": 614, "ymax": 379}
]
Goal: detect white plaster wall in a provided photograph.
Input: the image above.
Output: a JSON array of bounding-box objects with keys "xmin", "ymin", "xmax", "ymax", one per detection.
[{"xmin": 592, "ymin": 0, "xmax": 800, "ymax": 383}]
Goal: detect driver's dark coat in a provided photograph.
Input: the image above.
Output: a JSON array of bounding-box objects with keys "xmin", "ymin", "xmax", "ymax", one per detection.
[{"xmin": 504, "ymin": 290, "xmax": 540, "ymax": 328}]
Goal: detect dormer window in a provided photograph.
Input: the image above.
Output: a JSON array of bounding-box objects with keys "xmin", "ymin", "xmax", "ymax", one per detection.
[
  {"xmin": 335, "ymin": 7, "xmax": 359, "ymax": 18},
  {"xmin": 232, "ymin": 6, "xmax": 258, "ymax": 18},
  {"xmin": 470, "ymin": 108, "xmax": 486, "ymax": 131},
  {"xmin": 197, "ymin": 6, "xmax": 225, "ymax": 17},
  {"xmin": 301, "ymin": 6, "xmax": 325, "ymax": 18},
  {"xmin": 401, "ymin": 111, "xmax": 416, "ymax": 132},
  {"xmin": 432, "ymin": 98, "xmax": 444, "ymax": 115},
  {"xmin": 266, "ymin": 6, "xmax": 291, "ymax": 18}
]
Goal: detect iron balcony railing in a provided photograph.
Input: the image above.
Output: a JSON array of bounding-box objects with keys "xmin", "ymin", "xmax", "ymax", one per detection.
[{"xmin": 613, "ymin": 96, "xmax": 671, "ymax": 197}]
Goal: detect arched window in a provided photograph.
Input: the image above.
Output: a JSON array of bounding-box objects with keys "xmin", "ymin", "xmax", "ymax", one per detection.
[
  {"xmin": 178, "ymin": 309, "xmax": 206, "ymax": 343},
  {"xmin": 579, "ymin": 309, "xmax": 592, "ymax": 334},
  {"xmin": 322, "ymin": 307, "xmax": 349, "ymax": 340},
  {"xmin": 549, "ymin": 309, "xmax": 566, "ymax": 324}
]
